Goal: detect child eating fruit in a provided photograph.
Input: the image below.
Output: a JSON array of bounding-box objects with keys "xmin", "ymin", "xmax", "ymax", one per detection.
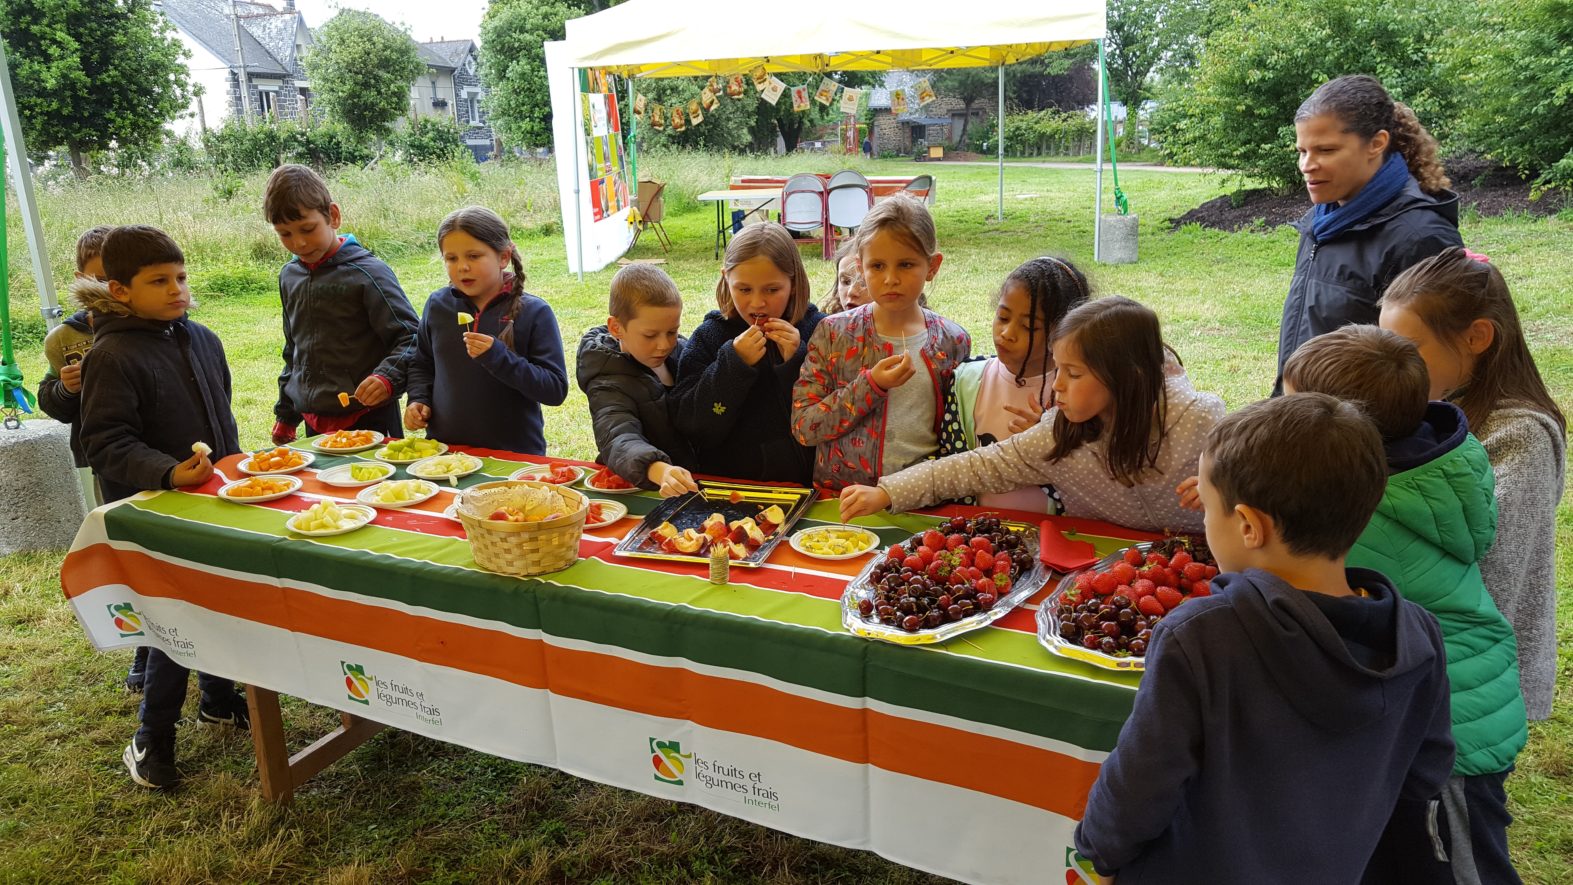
[
  {"xmin": 576, "ymin": 264, "xmax": 698, "ymax": 496},
  {"xmin": 839, "ymin": 297, "xmax": 1223, "ymax": 534},
  {"xmin": 1076, "ymin": 393, "xmax": 1454, "ymax": 884},
  {"xmin": 670, "ymin": 224, "xmax": 825, "ymax": 484},
  {"xmin": 792, "ymin": 194, "xmax": 970, "ymax": 492},
  {"xmin": 405, "ymin": 207, "xmax": 568, "ymax": 453}
]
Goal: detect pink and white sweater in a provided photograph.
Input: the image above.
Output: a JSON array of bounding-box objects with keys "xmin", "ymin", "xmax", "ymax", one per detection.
[{"xmin": 878, "ymin": 371, "xmax": 1225, "ymax": 534}]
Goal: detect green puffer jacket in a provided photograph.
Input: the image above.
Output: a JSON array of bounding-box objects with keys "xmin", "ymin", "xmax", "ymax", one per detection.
[{"xmin": 1349, "ymin": 402, "xmax": 1527, "ymax": 776}]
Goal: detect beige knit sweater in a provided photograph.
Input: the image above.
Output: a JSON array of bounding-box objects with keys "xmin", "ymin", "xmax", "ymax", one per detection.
[{"xmin": 879, "ymin": 371, "xmax": 1225, "ymax": 534}]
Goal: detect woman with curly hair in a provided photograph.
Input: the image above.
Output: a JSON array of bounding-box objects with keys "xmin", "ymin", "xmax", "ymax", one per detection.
[{"xmin": 1273, "ymin": 74, "xmax": 1462, "ymax": 395}]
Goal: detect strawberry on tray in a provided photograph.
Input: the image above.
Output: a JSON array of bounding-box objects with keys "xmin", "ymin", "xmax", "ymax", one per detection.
[
  {"xmin": 1036, "ymin": 537, "xmax": 1219, "ymax": 670},
  {"xmin": 842, "ymin": 515, "xmax": 1050, "ymax": 645}
]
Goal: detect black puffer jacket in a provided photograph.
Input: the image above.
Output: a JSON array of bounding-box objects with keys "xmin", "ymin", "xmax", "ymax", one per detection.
[
  {"xmin": 1274, "ymin": 178, "xmax": 1461, "ymax": 394},
  {"xmin": 73, "ymin": 279, "xmax": 240, "ymax": 504},
  {"xmin": 575, "ymin": 326, "xmax": 692, "ymax": 488}
]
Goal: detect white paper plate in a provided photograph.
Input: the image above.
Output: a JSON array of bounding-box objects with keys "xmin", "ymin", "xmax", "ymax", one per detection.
[
  {"xmin": 789, "ymin": 525, "xmax": 881, "ymax": 560},
  {"xmin": 508, "ymin": 463, "xmax": 584, "ymax": 485},
  {"xmin": 406, "ymin": 453, "xmax": 484, "ymax": 481},
  {"xmin": 316, "ymin": 462, "xmax": 396, "ymax": 488},
  {"xmin": 308, "ymin": 431, "xmax": 385, "ymax": 454},
  {"xmin": 356, "ymin": 479, "xmax": 440, "ymax": 509},
  {"xmin": 372, "ymin": 441, "xmax": 449, "ymax": 463},
  {"xmin": 583, "ymin": 498, "xmax": 630, "ymax": 530},
  {"xmin": 217, "ymin": 474, "xmax": 303, "ymax": 504},
  {"xmin": 286, "ymin": 504, "xmax": 377, "ymax": 536},
  {"xmin": 582, "ymin": 470, "xmax": 642, "ymax": 494},
  {"xmin": 237, "ymin": 449, "xmax": 315, "ymax": 475}
]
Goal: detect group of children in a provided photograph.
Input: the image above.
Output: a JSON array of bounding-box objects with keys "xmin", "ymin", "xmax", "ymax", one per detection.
[{"xmin": 37, "ymin": 161, "xmax": 1564, "ymax": 883}]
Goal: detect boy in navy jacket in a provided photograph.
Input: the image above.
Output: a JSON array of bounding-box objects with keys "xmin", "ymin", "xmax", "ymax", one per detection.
[
  {"xmin": 76, "ymin": 226, "xmax": 250, "ymax": 789},
  {"xmin": 265, "ymin": 164, "xmax": 418, "ymax": 443},
  {"xmin": 1074, "ymin": 393, "xmax": 1454, "ymax": 884}
]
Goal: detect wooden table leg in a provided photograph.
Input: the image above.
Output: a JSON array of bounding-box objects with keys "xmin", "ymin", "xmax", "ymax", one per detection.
[{"xmin": 245, "ymin": 685, "xmax": 387, "ymax": 804}]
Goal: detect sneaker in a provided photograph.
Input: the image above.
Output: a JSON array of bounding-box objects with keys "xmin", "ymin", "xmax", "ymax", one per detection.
[
  {"xmin": 125, "ymin": 647, "xmax": 149, "ymax": 693},
  {"xmin": 197, "ymin": 690, "xmax": 251, "ymax": 730},
  {"xmin": 124, "ymin": 733, "xmax": 178, "ymax": 789}
]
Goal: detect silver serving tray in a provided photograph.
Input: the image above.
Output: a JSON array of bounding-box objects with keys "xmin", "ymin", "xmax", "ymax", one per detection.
[{"xmin": 611, "ymin": 479, "xmax": 815, "ymax": 568}]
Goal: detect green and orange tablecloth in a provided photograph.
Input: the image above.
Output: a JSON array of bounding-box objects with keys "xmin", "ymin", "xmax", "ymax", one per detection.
[{"xmin": 63, "ymin": 440, "xmax": 1154, "ymax": 885}]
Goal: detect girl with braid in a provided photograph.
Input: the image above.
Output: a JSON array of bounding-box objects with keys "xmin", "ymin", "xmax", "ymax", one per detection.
[
  {"xmin": 1274, "ymin": 74, "xmax": 1461, "ymax": 395},
  {"xmin": 946, "ymin": 256, "xmax": 1091, "ymax": 513}
]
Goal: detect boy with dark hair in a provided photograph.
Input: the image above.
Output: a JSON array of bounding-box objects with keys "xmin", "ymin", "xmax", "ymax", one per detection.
[
  {"xmin": 1284, "ymin": 324, "xmax": 1526, "ymax": 884},
  {"xmin": 263, "ymin": 163, "xmax": 418, "ymax": 444},
  {"xmin": 1075, "ymin": 393, "xmax": 1454, "ymax": 884},
  {"xmin": 576, "ymin": 264, "xmax": 697, "ymax": 494},
  {"xmin": 75, "ymin": 225, "xmax": 250, "ymax": 789}
]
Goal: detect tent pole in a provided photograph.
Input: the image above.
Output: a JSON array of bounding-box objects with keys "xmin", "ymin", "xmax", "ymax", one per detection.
[
  {"xmin": 627, "ymin": 76, "xmax": 638, "ymax": 193},
  {"xmin": 0, "ymin": 39, "xmax": 58, "ymax": 328},
  {"xmin": 1093, "ymin": 39, "xmax": 1106, "ymax": 262},
  {"xmin": 996, "ymin": 64, "xmax": 1004, "ymax": 221},
  {"xmin": 571, "ymin": 68, "xmax": 585, "ymax": 282}
]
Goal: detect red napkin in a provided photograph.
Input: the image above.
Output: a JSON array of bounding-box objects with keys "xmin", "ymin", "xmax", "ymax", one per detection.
[{"xmin": 1039, "ymin": 521, "xmax": 1098, "ymax": 572}]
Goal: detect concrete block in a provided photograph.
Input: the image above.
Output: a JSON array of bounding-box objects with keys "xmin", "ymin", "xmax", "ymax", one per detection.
[
  {"xmin": 0, "ymin": 419, "xmax": 88, "ymax": 554},
  {"xmin": 1098, "ymin": 214, "xmax": 1139, "ymax": 265}
]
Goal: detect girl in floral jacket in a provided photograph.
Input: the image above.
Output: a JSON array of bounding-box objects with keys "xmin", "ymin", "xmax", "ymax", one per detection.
[{"xmin": 792, "ymin": 196, "xmax": 970, "ymax": 492}]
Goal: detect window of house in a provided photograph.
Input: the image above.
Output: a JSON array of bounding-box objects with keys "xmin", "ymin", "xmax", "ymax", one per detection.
[
  {"xmin": 257, "ymin": 88, "xmax": 278, "ymax": 118},
  {"xmin": 466, "ymin": 91, "xmax": 482, "ymax": 125}
]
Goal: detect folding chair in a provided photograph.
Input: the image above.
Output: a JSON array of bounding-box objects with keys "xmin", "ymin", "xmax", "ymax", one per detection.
[
  {"xmin": 632, "ymin": 179, "xmax": 672, "ymax": 253},
  {"xmin": 826, "ymin": 170, "xmax": 873, "ymax": 254},
  {"xmin": 779, "ymin": 173, "xmax": 831, "ymax": 259},
  {"xmin": 902, "ymin": 173, "xmax": 935, "ymax": 206}
]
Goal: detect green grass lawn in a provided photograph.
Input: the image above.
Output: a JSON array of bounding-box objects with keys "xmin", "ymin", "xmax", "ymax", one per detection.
[{"xmin": 3, "ymin": 155, "xmax": 1570, "ymax": 883}]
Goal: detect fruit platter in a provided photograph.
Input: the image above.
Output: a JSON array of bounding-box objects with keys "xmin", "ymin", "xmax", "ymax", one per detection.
[
  {"xmin": 1036, "ymin": 537, "xmax": 1219, "ymax": 671},
  {"xmin": 356, "ymin": 479, "xmax": 440, "ymax": 509},
  {"xmin": 509, "ymin": 463, "xmax": 584, "ymax": 485},
  {"xmin": 582, "ymin": 464, "xmax": 639, "ymax": 494},
  {"xmin": 612, "ymin": 479, "xmax": 814, "ymax": 568},
  {"xmin": 217, "ymin": 475, "xmax": 302, "ymax": 502},
  {"xmin": 789, "ymin": 525, "xmax": 879, "ymax": 560},
  {"xmin": 407, "ymin": 452, "xmax": 484, "ymax": 483},
  {"xmin": 309, "ymin": 429, "xmax": 384, "ymax": 453},
  {"xmin": 373, "ymin": 438, "xmax": 448, "ymax": 463},
  {"xmin": 841, "ymin": 515, "xmax": 1047, "ymax": 645},
  {"xmin": 238, "ymin": 447, "xmax": 314, "ymax": 475},
  {"xmin": 316, "ymin": 462, "xmax": 395, "ymax": 487},
  {"xmin": 286, "ymin": 500, "xmax": 377, "ymax": 536}
]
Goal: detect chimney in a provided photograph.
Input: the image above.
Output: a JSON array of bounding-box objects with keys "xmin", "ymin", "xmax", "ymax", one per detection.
[{"xmin": 284, "ymin": 0, "xmax": 295, "ymax": 8}]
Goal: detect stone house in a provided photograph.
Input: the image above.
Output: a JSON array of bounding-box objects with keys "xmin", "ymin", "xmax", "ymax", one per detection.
[
  {"xmin": 159, "ymin": 0, "xmax": 494, "ymax": 158},
  {"xmin": 867, "ymin": 71, "xmax": 999, "ymax": 156}
]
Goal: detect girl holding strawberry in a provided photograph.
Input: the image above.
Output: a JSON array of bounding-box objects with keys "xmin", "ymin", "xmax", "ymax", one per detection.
[
  {"xmin": 792, "ymin": 195, "xmax": 971, "ymax": 493},
  {"xmin": 839, "ymin": 297, "xmax": 1225, "ymax": 534}
]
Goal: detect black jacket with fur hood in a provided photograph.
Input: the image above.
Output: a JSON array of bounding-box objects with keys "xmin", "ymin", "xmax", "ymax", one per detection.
[{"xmin": 73, "ymin": 278, "xmax": 240, "ymax": 503}]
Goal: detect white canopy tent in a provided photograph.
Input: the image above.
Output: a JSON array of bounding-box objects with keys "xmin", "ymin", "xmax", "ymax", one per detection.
[{"xmin": 547, "ymin": 0, "xmax": 1109, "ymax": 274}]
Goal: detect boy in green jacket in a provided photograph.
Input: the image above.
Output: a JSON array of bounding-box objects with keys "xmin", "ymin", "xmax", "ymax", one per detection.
[{"xmin": 1284, "ymin": 325, "xmax": 1526, "ymax": 885}]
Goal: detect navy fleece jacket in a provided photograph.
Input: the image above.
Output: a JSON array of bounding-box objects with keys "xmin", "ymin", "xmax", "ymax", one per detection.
[
  {"xmin": 1074, "ymin": 568, "xmax": 1454, "ymax": 885},
  {"xmin": 405, "ymin": 286, "xmax": 568, "ymax": 454}
]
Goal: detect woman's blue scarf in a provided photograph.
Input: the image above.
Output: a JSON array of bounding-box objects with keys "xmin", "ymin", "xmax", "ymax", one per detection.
[{"xmin": 1310, "ymin": 152, "xmax": 1411, "ymax": 243}]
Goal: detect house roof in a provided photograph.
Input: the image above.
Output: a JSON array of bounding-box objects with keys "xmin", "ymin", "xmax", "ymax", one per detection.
[
  {"xmin": 418, "ymin": 40, "xmax": 473, "ymax": 71},
  {"xmin": 159, "ymin": 0, "xmax": 291, "ymax": 77}
]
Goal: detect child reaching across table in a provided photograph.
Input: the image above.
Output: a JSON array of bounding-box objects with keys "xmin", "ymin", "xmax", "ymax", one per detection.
[
  {"xmin": 669, "ymin": 224, "xmax": 826, "ymax": 485},
  {"xmin": 577, "ymin": 264, "xmax": 699, "ymax": 496},
  {"xmin": 405, "ymin": 207, "xmax": 568, "ymax": 453},
  {"xmin": 839, "ymin": 297, "xmax": 1224, "ymax": 534},
  {"xmin": 1380, "ymin": 247, "xmax": 1566, "ymax": 722},
  {"xmin": 792, "ymin": 195, "xmax": 970, "ymax": 492},
  {"xmin": 946, "ymin": 255, "xmax": 1091, "ymax": 513}
]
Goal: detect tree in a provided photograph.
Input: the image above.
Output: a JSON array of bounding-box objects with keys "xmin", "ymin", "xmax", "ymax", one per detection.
[
  {"xmin": 1444, "ymin": 0, "xmax": 1573, "ymax": 194},
  {"xmin": 1005, "ymin": 46, "xmax": 1097, "ymax": 112},
  {"xmin": 303, "ymin": 10, "xmax": 424, "ymax": 143},
  {"xmin": 631, "ymin": 77, "xmax": 760, "ymax": 152},
  {"xmin": 1103, "ymin": 0, "xmax": 1209, "ymax": 119},
  {"xmin": 477, "ymin": 0, "xmax": 582, "ymax": 149},
  {"xmin": 1150, "ymin": 0, "xmax": 1455, "ymax": 190},
  {"xmin": 752, "ymin": 73, "xmax": 880, "ymax": 153},
  {"xmin": 930, "ymin": 69, "xmax": 998, "ymax": 145},
  {"xmin": 0, "ymin": 0, "xmax": 193, "ymax": 177}
]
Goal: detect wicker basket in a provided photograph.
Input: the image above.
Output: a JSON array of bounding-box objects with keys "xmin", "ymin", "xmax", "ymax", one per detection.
[{"xmin": 455, "ymin": 480, "xmax": 588, "ymax": 576}]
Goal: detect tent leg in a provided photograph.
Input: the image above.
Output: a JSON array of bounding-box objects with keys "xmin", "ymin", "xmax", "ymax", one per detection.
[
  {"xmin": 1093, "ymin": 39, "xmax": 1106, "ymax": 263},
  {"xmin": 996, "ymin": 65, "xmax": 1004, "ymax": 222},
  {"xmin": 0, "ymin": 40, "xmax": 58, "ymax": 328}
]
